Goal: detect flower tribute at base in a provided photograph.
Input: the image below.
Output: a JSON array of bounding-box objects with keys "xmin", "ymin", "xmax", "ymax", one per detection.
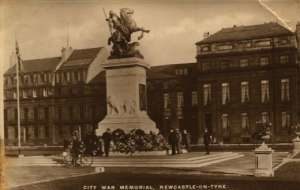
[{"xmin": 111, "ymin": 129, "xmax": 168, "ymax": 154}]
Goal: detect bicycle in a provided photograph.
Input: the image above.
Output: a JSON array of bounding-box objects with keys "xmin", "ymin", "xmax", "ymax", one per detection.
[{"xmin": 62, "ymin": 147, "xmax": 94, "ymax": 167}]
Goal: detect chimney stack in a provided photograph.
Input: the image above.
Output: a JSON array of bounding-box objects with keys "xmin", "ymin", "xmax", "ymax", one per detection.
[{"xmin": 203, "ymin": 32, "xmax": 210, "ymax": 39}]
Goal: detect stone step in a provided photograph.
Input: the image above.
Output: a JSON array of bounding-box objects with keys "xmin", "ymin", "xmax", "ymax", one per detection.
[
  {"xmin": 91, "ymin": 153, "xmax": 244, "ymax": 168},
  {"xmin": 91, "ymin": 152, "xmax": 234, "ymax": 163},
  {"xmin": 10, "ymin": 152, "xmax": 244, "ymax": 168}
]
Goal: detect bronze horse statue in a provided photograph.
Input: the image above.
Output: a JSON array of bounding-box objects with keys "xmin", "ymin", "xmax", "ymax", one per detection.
[{"xmin": 105, "ymin": 8, "xmax": 150, "ymax": 59}]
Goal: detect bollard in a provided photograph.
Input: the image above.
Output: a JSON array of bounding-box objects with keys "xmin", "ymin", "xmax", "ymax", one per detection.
[{"xmin": 254, "ymin": 142, "xmax": 274, "ymax": 177}]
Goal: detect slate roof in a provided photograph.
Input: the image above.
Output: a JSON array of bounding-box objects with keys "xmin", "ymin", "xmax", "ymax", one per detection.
[
  {"xmin": 4, "ymin": 57, "xmax": 61, "ymax": 75},
  {"xmin": 59, "ymin": 47, "xmax": 102, "ymax": 70},
  {"xmin": 5, "ymin": 47, "xmax": 103, "ymax": 75},
  {"xmin": 196, "ymin": 22, "xmax": 293, "ymax": 45}
]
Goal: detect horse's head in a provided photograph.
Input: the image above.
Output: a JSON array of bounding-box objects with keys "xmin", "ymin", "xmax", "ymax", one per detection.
[
  {"xmin": 120, "ymin": 8, "xmax": 134, "ymax": 16},
  {"xmin": 120, "ymin": 8, "xmax": 136, "ymax": 30}
]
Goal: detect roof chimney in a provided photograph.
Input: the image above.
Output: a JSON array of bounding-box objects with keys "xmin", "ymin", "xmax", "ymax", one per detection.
[{"xmin": 203, "ymin": 32, "xmax": 210, "ymax": 39}]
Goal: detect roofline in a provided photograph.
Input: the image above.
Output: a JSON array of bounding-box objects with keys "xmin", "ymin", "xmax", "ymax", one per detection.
[
  {"xmin": 195, "ymin": 22, "xmax": 294, "ymax": 45},
  {"xmin": 4, "ymin": 56, "xmax": 61, "ymax": 76},
  {"xmin": 196, "ymin": 33, "xmax": 294, "ymax": 45},
  {"xmin": 21, "ymin": 56, "xmax": 61, "ymax": 63}
]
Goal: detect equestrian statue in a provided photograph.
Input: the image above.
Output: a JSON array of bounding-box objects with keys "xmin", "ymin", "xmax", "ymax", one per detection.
[{"xmin": 103, "ymin": 8, "xmax": 150, "ymax": 59}]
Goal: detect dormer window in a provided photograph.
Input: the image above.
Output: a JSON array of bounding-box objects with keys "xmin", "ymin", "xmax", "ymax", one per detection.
[
  {"xmin": 240, "ymin": 41, "xmax": 251, "ymax": 48},
  {"xmin": 255, "ymin": 40, "xmax": 271, "ymax": 47},
  {"xmin": 201, "ymin": 46, "xmax": 210, "ymax": 52},
  {"xmin": 279, "ymin": 38, "xmax": 289, "ymax": 45},
  {"xmin": 217, "ymin": 44, "xmax": 233, "ymax": 51}
]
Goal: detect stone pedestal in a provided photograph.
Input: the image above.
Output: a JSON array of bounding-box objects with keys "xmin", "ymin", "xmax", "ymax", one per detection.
[
  {"xmin": 254, "ymin": 142, "xmax": 274, "ymax": 177},
  {"xmin": 292, "ymin": 136, "xmax": 300, "ymax": 154},
  {"xmin": 96, "ymin": 57, "xmax": 158, "ymax": 136}
]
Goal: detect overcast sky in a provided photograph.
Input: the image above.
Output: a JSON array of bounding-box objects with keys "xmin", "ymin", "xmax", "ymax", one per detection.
[{"xmin": 0, "ymin": 0, "xmax": 300, "ymax": 71}]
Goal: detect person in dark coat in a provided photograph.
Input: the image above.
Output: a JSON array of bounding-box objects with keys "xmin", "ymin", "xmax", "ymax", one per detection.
[
  {"xmin": 70, "ymin": 134, "xmax": 81, "ymax": 166},
  {"xmin": 203, "ymin": 128, "xmax": 212, "ymax": 155},
  {"xmin": 63, "ymin": 138, "xmax": 69, "ymax": 151},
  {"xmin": 182, "ymin": 129, "xmax": 191, "ymax": 152},
  {"xmin": 168, "ymin": 129, "xmax": 177, "ymax": 155},
  {"xmin": 175, "ymin": 128, "xmax": 182, "ymax": 154},
  {"xmin": 102, "ymin": 128, "xmax": 112, "ymax": 157}
]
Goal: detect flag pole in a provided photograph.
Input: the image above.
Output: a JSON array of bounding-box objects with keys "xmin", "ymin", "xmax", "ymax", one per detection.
[{"xmin": 16, "ymin": 41, "xmax": 22, "ymax": 157}]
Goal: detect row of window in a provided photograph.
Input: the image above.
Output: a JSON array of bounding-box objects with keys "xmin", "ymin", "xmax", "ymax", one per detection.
[
  {"xmin": 5, "ymin": 88, "xmax": 54, "ymax": 100},
  {"xmin": 5, "ymin": 107, "xmax": 49, "ymax": 122},
  {"xmin": 5, "ymin": 124, "xmax": 96, "ymax": 140},
  {"xmin": 201, "ymin": 55, "xmax": 289, "ymax": 71},
  {"xmin": 55, "ymin": 105, "xmax": 97, "ymax": 121},
  {"xmin": 5, "ymin": 72, "xmax": 53, "ymax": 87},
  {"xmin": 220, "ymin": 112, "xmax": 291, "ymax": 130},
  {"xmin": 4, "ymin": 85, "xmax": 100, "ymax": 100},
  {"xmin": 55, "ymin": 70, "xmax": 87, "ymax": 84},
  {"xmin": 175, "ymin": 68, "xmax": 189, "ymax": 76},
  {"xmin": 5, "ymin": 125, "xmax": 49, "ymax": 140},
  {"xmin": 204, "ymin": 79, "xmax": 290, "ymax": 105},
  {"xmin": 163, "ymin": 79, "xmax": 290, "ymax": 108},
  {"xmin": 4, "ymin": 105, "xmax": 98, "ymax": 122},
  {"xmin": 4, "ymin": 70, "xmax": 87, "ymax": 88},
  {"xmin": 198, "ymin": 37, "xmax": 290, "ymax": 53}
]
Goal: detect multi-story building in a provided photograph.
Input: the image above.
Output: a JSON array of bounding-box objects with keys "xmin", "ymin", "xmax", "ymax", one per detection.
[
  {"xmin": 3, "ymin": 45, "xmax": 108, "ymax": 145},
  {"xmin": 194, "ymin": 22, "xmax": 300, "ymax": 143}
]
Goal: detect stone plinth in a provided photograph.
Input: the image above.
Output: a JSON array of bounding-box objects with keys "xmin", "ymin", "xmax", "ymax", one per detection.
[
  {"xmin": 96, "ymin": 57, "xmax": 158, "ymax": 136},
  {"xmin": 254, "ymin": 143, "xmax": 274, "ymax": 177},
  {"xmin": 293, "ymin": 136, "xmax": 300, "ymax": 154}
]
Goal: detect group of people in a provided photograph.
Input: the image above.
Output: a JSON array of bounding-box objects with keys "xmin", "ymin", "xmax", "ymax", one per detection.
[
  {"xmin": 168, "ymin": 128, "xmax": 212, "ymax": 155},
  {"xmin": 64, "ymin": 128, "xmax": 213, "ymax": 163},
  {"xmin": 168, "ymin": 129, "xmax": 189, "ymax": 155},
  {"xmin": 63, "ymin": 128, "xmax": 113, "ymax": 165}
]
